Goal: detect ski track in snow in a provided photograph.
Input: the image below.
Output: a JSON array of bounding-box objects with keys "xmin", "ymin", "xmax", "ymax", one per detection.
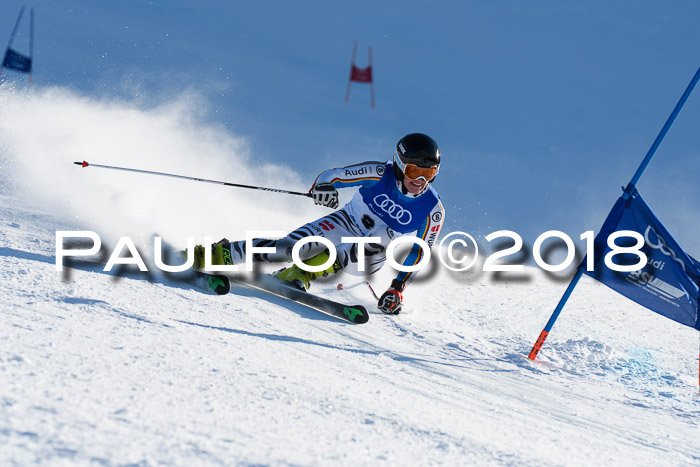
[{"xmin": 1, "ymin": 193, "xmax": 699, "ymax": 466}]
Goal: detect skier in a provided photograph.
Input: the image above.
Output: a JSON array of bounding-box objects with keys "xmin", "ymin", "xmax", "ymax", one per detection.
[{"xmin": 192, "ymin": 133, "xmax": 445, "ymax": 315}]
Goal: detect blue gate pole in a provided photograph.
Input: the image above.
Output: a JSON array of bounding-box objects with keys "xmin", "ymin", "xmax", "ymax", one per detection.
[
  {"xmin": 29, "ymin": 8, "xmax": 34, "ymax": 60},
  {"xmin": 28, "ymin": 8, "xmax": 34, "ymax": 82},
  {"xmin": 529, "ymin": 66, "xmax": 700, "ymax": 361},
  {"xmin": 623, "ymin": 66, "xmax": 700, "ymax": 198},
  {"xmin": 5, "ymin": 7, "xmax": 25, "ymax": 50},
  {"xmin": 528, "ymin": 267, "xmax": 584, "ymax": 360}
]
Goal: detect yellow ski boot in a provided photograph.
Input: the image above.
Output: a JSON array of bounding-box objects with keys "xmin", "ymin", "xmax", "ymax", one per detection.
[
  {"xmin": 189, "ymin": 239, "xmax": 233, "ymax": 270},
  {"xmin": 274, "ymin": 250, "xmax": 340, "ymax": 291}
]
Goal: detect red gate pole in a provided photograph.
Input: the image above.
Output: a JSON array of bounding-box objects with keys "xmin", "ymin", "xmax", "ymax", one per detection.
[
  {"xmin": 345, "ymin": 40, "xmax": 358, "ymax": 103},
  {"xmin": 369, "ymin": 46, "xmax": 375, "ymax": 108}
]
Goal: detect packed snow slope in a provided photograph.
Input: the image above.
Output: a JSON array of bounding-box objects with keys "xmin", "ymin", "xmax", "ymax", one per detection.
[{"xmin": 1, "ymin": 87, "xmax": 699, "ymax": 465}]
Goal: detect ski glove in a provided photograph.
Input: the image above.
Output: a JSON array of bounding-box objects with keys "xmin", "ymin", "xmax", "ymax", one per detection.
[
  {"xmin": 311, "ymin": 183, "xmax": 339, "ymax": 209},
  {"xmin": 378, "ymin": 289, "xmax": 403, "ymax": 315}
]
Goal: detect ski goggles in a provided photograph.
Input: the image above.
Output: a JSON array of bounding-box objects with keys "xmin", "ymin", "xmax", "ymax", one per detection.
[{"xmin": 394, "ymin": 154, "xmax": 440, "ymax": 181}]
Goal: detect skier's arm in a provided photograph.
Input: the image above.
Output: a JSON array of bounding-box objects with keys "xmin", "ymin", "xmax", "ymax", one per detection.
[
  {"xmin": 311, "ymin": 161, "xmax": 386, "ymax": 209},
  {"xmin": 378, "ymin": 201, "xmax": 445, "ymax": 314},
  {"xmin": 311, "ymin": 161, "xmax": 385, "ymax": 190}
]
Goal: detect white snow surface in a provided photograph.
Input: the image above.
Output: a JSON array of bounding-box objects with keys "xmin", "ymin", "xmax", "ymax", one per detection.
[{"xmin": 1, "ymin": 87, "xmax": 699, "ymax": 466}]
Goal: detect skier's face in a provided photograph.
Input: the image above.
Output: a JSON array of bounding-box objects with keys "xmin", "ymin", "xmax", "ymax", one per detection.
[{"xmin": 403, "ymin": 175, "xmax": 428, "ymax": 195}]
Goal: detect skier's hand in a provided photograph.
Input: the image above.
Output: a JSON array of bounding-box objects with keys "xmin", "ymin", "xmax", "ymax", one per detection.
[
  {"xmin": 311, "ymin": 183, "xmax": 339, "ymax": 209},
  {"xmin": 378, "ymin": 288, "xmax": 403, "ymax": 315}
]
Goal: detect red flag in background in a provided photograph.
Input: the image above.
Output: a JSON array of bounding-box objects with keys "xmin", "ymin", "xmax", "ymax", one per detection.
[
  {"xmin": 345, "ymin": 41, "xmax": 375, "ymax": 108},
  {"xmin": 350, "ymin": 64, "xmax": 372, "ymax": 83}
]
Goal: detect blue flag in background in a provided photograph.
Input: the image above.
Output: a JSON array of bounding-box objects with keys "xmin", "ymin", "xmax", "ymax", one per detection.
[
  {"xmin": 585, "ymin": 191, "xmax": 700, "ymax": 330},
  {"xmin": 2, "ymin": 48, "xmax": 32, "ymax": 73}
]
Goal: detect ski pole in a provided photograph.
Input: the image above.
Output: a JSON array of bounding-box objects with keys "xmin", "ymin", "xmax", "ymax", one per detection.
[
  {"xmin": 73, "ymin": 161, "xmax": 313, "ymax": 198},
  {"xmin": 337, "ymin": 281, "xmax": 379, "ymax": 301}
]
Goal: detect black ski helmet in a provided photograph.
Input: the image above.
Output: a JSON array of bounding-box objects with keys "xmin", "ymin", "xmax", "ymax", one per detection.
[{"xmin": 393, "ymin": 133, "xmax": 440, "ymax": 182}]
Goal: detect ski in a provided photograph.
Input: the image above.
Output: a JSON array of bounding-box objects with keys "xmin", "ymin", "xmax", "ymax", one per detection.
[
  {"xmin": 171, "ymin": 239, "xmax": 367, "ymax": 322},
  {"xmin": 193, "ymin": 271, "xmax": 231, "ymax": 295},
  {"xmin": 160, "ymin": 240, "xmax": 231, "ymax": 295},
  {"xmin": 229, "ymin": 273, "xmax": 369, "ymax": 324}
]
